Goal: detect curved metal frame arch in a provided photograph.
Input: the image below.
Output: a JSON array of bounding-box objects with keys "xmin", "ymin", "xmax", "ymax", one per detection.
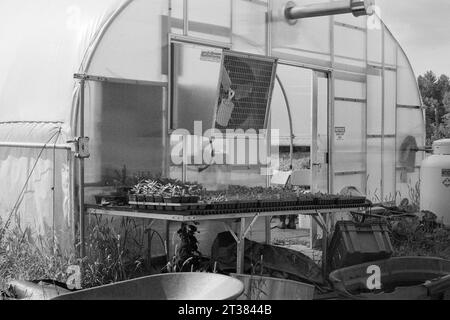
[
  {"xmin": 71, "ymin": 0, "xmax": 135, "ymax": 136},
  {"xmin": 275, "ymin": 74, "xmax": 295, "ymax": 171}
]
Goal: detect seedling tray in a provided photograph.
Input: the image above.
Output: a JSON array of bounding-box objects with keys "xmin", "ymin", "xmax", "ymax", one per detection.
[
  {"xmin": 128, "ymin": 201, "xmax": 206, "ymax": 211},
  {"xmin": 126, "ymin": 200, "xmax": 371, "ymax": 215},
  {"xmin": 236, "ymin": 200, "xmax": 257, "ymax": 209},
  {"xmin": 208, "ymin": 201, "xmax": 240, "ymax": 210},
  {"xmin": 297, "ymin": 199, "xmax": 315, "ymax": 206},
  {"xmin": 259, "ymin": 200, "xmax": 280, "ymax": 208},
  {"xmin": 335, "ymin": 197, "xmax": 367, "ymax": 205},
  {"xmin": 314, "ymin": 198, "xmax": 338, "ymax": 206}
]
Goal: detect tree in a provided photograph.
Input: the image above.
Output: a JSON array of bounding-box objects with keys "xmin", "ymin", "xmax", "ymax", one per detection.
[
  {"xmin": 443, "ymin": 91, "xmax": 450, "ymax": 113},
  {"xmin": 437, "ymin": 75, "xmax": 450, "ymax": 102},
  {"xmin": 442, "ymin": 92, "xmax": 450, "ymax": 139},
  {"xmin": 424, "ymin": 97, "xmax": 440, "ymax": 139},
  {"xmin": 418, "ymin": 71, "xmax": 450, "ymax": 142},
  {"xmin": 418, "ymin": 71, "xmax": 438, "ymax": 100}
]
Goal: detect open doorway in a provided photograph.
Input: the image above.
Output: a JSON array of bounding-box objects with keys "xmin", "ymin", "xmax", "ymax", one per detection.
[
  {"xmin": 270, "ymin": 64, "xmax": 330, "ymax": 254},
  {"xmin": 270, "ymin": 65, "xmax": 329, "ymax": 192}
]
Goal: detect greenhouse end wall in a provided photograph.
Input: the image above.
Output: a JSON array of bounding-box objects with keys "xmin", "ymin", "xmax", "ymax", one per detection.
[
  {"xmin": 0, "ymin": 0, "xmax": 426, "ymax": 255},
  {"xmin": 80, "ymin": 0, "xmax": 425, "ymax": 256}
]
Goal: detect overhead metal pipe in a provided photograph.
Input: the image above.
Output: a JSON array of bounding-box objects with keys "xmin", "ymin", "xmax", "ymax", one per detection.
[
  {"xmin": 0, "ymin": 142, "xmax": 71, "ymax": 150},
  {"xmin": 285, "ymin": 0, "xmax": 375, "ymax": 21}
]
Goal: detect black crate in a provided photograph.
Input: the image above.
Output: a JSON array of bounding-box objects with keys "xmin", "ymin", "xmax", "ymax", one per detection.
[{"xmin": 328, "ymin": 221, "xmax": 394, "ymax": 272}]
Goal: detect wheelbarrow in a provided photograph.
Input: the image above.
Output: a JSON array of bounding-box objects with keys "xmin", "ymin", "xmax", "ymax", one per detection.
[{"xmin": 52, "ymin": 273, "xmax": 244, "ymax": 300}]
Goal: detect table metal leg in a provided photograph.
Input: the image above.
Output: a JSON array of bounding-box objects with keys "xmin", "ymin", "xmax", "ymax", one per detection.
[
  {"xmin": 237, "ymin": 218, "xmax": 246, "ymax": 274},
  {"xmin": 221, "ymin": 214, "xmax": 260, "ymax": 274},
  {"xmin": 144, "ymin": 219, "xmax": 156, "ymax": 267},
  {"xmin": 321, "ymin": 224, "xmax": 328, "ymax": 277},
  {"xmin": 223, "ymin": 222, "xmax": 239, "ymax": 242},
  {"xmin": 312, "ymin": 212, "xmax": 330, "ymax": 277},
  {"xmin": 310, "ymin": 218, "xmax": 317, "ymax": 250},
  {"xmin": 165, "ymin": 221, "xmax": 170, "ymax": 262},
  {"xmin": 265, "ymin": 216, "xmax": 271, "ymax": 244}
]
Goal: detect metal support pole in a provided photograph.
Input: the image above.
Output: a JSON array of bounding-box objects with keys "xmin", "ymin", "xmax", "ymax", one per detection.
[
  {"xmin": 276, "ymin": 75, "xmax": 295, "ymax": 170},
  {"xmin": 312, "ymin": 212, "xmax": 329, "ymax": 276},
  {"xmin": 0, "ymin": 142, "xmax": 71, "ymax": 150},
  {"xmin": 265, "ymin": 217, "xmax": 271, "ymax": 244},
  {"xmin": 182, "ymin": 135, "xmax": 188, "ymax": 183},
  {"xmin": 162, "ymin": 86, "xmax": 168, "ymax": 177},
  {"xmin": 237, "ymin": 218, "xmax": 246, "ymax": 274},
  {"xmin": 321, "ymin": 217, "xmax": 329, "ymax": 276},
  {"xmin": 78, "ymin": 80, "xmax": 86, "ymax": 260},
  {"xmin": 223, "ymin": 222, "xmax": 239, "ymax": 243},
  {"xmin": 329, "ymin": 15, "xmax": 336, "ymax": 195},
  {"xmin": 165, "ymin": 221, "xmax": 171, "ymax": 262},
  {"xmin": 243, "ymin": 214, "xmax": 260, "ymax": 239},
  {"xmin": 183, "ymin": 0, "xmax": 189, "ymax": 36},
  {"xmin": 381, "ymin": 25, "xmax": 386, "ymax": 202}
]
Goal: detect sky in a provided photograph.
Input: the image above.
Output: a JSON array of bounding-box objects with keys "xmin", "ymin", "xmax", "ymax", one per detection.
[{"xmin": 376, "ymin": 0, "xmax": 450, "ymax": 77}]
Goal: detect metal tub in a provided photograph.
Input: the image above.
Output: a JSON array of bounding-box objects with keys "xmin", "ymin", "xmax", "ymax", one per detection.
[
  {"xmin": 231, "ymin": 274, "xmax": 315, "ymax": 300},
  {"xmin": 52, "ymin": 273, "xmax": 244, "ymax": 300}
]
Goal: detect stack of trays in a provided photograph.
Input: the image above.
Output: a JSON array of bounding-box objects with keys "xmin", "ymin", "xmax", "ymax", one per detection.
[{"xmin": 128, "ymin": 198, "xmax": 371, "ymax": 214}]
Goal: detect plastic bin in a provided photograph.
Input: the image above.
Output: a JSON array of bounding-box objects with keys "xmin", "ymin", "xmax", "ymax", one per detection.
[
  {"xmin": 329, "ymin": 257, "xmax": 450, "ymax": 300},
  {"xmin": 328, "ymin": 221, "xmax": 393, "ymax": 271}
]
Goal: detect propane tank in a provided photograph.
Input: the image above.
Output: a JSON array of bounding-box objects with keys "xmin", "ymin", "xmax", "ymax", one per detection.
[{"xmin": 420, "ymin": 139, "xmax": 450, "ymax": 225}]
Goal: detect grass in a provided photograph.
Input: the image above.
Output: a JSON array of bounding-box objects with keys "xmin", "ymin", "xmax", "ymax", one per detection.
[
  {"xmin": 81, "ymin": 215, "xmax": 151, "ymax": 288},
  {"xmin": 392, "ymin": 226, "xmax": 450, "ymax": 260},
  {"xmin": 364, "ymin": 181, "xmax": 450, "ymax": 260},
  {"xmin": 1, "ymin": 180, "xmax": 448, "ymax": 298},
  {"xmin": 0, "ymin": 218, "xmax": 76, "ymax": 294},
  {"xmin": 0, "ymin": 214, "xmax": 157, "ymax": 297}
]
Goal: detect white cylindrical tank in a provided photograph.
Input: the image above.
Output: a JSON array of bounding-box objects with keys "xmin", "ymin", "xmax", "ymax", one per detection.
[{"xmin": 420, "ymin": 139, "xmax": 450, "ymax": 224}]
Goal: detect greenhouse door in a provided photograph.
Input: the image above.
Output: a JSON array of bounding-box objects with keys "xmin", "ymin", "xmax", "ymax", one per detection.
[
  {"xmin": 310, "ymin": 71, "xmax": 330, "ymax": 248},
  {"xmin": 311, "ymin": 71, "xmax": 330, "ymax": 194}
]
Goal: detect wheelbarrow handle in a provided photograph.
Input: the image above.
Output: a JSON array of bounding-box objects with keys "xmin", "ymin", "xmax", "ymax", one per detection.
[{"xmin": 424, "ymin": 274, "xmax": 450, "ymax": 296}]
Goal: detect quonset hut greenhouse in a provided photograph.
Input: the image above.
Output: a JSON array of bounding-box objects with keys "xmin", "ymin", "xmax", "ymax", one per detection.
[{"xmin": 0, "ymin": 0, "xmax": 425, "ymax": 253}]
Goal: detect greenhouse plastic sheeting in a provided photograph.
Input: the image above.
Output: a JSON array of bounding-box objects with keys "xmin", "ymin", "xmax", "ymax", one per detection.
[
  {"xmin": 0, "ymin": 0, "xmax": 130, "ymax": 125},
  {"xmin": 0, "ymin": 123, "xmax": 73, "ymax": 252},
  {"xmin": 0, "ymin": 0, "xmax": 130, "ymax": 252},
  {"xmin": 87, "ymin": 0, "xmax": 168, "ymax": 82}
]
